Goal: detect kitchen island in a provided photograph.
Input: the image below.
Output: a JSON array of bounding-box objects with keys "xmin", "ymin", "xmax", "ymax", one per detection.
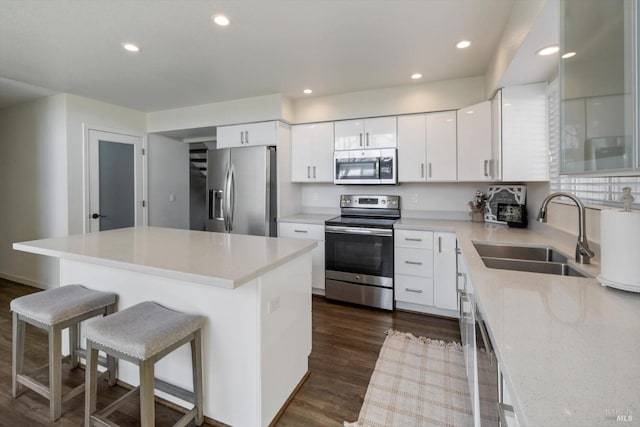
[{"xmin": 13, "ymin": 226, "xmax": 317, "ymax": 427}]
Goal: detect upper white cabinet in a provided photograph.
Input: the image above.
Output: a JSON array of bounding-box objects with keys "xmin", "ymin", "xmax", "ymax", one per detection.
[
  {"xmin": 291, "ymin": 122, "xmax": 334, "ymax": 182},
  {"xmin": 217, "ymin": 121, "xmax": 277, "ymax": 149},
  {"xmin": 334, "ymin": 116, "xmax": 397, "ymax": 150},
  {"xmin": 457, "ymin": 101, "xmax": 494, "ymax": 181},
  {"xmin": 397, "ymin": 112, "xmax": 457, "ymax": 182},
  {"xmin": 426, "ymin": 112, "xmax": 457, "ymax": 181},
  {"xmin": 500, "ymin": 83, "xmax": 549, "ymax": 181}
]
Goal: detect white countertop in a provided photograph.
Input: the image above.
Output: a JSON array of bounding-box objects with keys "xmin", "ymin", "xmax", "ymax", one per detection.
[
  {"xmin": 13, "ymin": 227, "xmax": 317, "ymax": 289},
  {"xmin": 277, "ymin": 213, "xmax": 336, "ymax": 225},
  {"xmin": 396, "ymin": 219, "xmax": 640, "ymax": 427}
]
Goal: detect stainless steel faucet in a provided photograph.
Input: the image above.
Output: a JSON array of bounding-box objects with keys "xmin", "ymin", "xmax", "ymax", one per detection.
[{"xmin": 537, "ymin": 192, "xmax": 595, "ymax": 264}]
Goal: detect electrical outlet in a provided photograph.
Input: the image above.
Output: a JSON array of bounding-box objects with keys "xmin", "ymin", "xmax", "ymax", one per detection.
[
  {"xmin": 411, "ymin": 193, "xmax": 418, "ymax": 204},
  {"xmin": 169, "ymin": 193, "xmax": 175, "ymax": 203},
  {"xmin": 313, "ymin": 192, "xmax": 320, "ymax": 201}
]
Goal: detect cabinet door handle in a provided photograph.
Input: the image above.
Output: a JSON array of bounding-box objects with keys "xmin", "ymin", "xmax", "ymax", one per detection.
[
  {"xmin": 405, "ymin": 237, "xmax": 422, "ymax": 242},
  {"xmin": 307, "ymin": 166, "xmax": 311, "ymax": 179},
  {"xmin": 245, "ymin": 131, "xmax": 249, "ymax": 144},
  {"xmin": 359, "ymin": 133, "xmax": 363, "ymax": 147},
  {"xmin": 313, "ymin": 166, "xmax": 316, "ymax": 179},
  {"xmin": 428, "ymin": 162, "xmax": 432, "ymax": 178},
  {"xmin": 405, "ymin": 288, "xmax": 423, "ymax": 293},
  {"xmin": 294, "ymin": 229, "xmax": 308, "ymax": 233},
  {"xmin": 420, "ymin": 163, "xmax": 425, "ymax": 178},
  {"xmin": 366, "ymin": 132, "xmax": 370, "ymax": 146},
  {"xmin": 240, "ymin": 131, "xmax": 245, "ymax": 144},
  {"xmin": 484, "ymin": 159, "xmax": 489, "ymax": 177},
  {"xmin": 405, "ymin": 260, "xmax": 423, "ymax": 265},
  {"xmin": 438, "ymin": 236, "xmax": 442, "ymax": 253}
]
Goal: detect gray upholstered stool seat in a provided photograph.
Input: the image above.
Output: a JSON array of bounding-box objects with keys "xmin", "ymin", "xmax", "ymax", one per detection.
[
  {"xmin": 10, "ymin": 284, "xmax": 118, "ymax": 422},
  {"xmin": 84, "ymin": 301, "xmax": 206, "ymax": 427}
]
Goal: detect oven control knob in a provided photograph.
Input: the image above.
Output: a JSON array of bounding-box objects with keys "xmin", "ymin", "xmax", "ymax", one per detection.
[
  {"xmin": 381, "ymin": 199, "xmax": 386, "ymax": 203},
  {"xmin": 355, "ymin": 275, "xmax": 360, "ymax": 280}
]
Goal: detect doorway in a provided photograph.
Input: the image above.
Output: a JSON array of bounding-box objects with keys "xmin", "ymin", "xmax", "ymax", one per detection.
[{"xmin": 87, "ymin": 129, "xmax": 144, "ymax": 232}]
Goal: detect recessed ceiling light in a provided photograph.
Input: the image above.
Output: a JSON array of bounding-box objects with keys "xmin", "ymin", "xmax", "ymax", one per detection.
[
  {"xmin": 303, "ymin": 89, "xmax": 313, "ymax": 94},
  {"xmin": 466, "ymin": 110, "xmax": 475, "ymax": 114},
  {"xmin": 122, "ymin": 43, "xmax": 140, "ymax": 53},
  {"xmin": 212, "ymin": 14, "xmax": 230, "ymax": 26},
  {"xmin": 561, "ymin": 51, "xmax": 576, "ymax": 59},
  {"xmin": 456, "ymin": 40, "xmax": 471, "ymax": 49},
  {"xmin": 411, "ymin": 73, "xmax": 422, "ymax": 79},
  {"xmin": 536, "ymin": 45, "xmax": 559, "ymax": 56}
]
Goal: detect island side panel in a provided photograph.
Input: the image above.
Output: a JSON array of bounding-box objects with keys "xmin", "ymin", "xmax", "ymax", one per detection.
[
  {"xmin": 60, "ymin": 258, "xmax": 261, "ymax": 427},
  {"xmin": 258, "ymin": 252, "xmax": 312, "ymax": 426}
]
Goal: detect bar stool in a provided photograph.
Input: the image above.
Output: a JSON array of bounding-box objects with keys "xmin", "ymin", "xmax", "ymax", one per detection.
[
  {"xmin": 10, "ymin": 284, "xmax": 118, "ymax": 421},
  {"xmin": 84, "ymin": 301, "xmax": 206, "ymax": 427}
]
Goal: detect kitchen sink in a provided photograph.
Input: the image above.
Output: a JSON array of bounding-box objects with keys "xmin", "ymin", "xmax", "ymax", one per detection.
[
  {"xmin": 480, "ymin": 257, "xmax": 588, "ymax": 277},
  {"xmin": 473, "ymin": 242, "xmax": 590, "ymax": 278},
  {"xmin": 473, "ymin": 243, "xmax": 568, "ymax": 264}
]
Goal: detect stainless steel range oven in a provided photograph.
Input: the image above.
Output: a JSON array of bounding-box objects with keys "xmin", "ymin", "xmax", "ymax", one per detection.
[{"xmin": 325, "ymin": 195, "xmax": 400, "ymax": 310}]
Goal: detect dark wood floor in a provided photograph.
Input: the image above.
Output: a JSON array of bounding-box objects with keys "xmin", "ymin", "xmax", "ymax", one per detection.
[{"xmin": 0, "ymin": 279, "xmax": 460, "ymax": 426}]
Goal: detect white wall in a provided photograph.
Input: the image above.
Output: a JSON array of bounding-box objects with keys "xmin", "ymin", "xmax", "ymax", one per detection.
[
  {"xmin": 0, "ymin": 95, "xmax": 68, "ymax": 288},
  {"xmin": 293, "ymin": 76, "xmax": 485, "ymax": 123},
  {"xmin": 65, "ymin": 94, "xmax": 147, "ymax": 235},
  {"xmin": 146, "ymin": 93, "xmax": 286, "ymax": 133},
  {"xmin": 147, "ymin": 134, "xmax": 190, "ymax": 229}
]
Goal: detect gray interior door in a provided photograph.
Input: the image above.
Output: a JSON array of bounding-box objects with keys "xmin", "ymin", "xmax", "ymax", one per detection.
[{"xmin": 98, "ymin": 140, "xmax": 135, "ymax": 231}]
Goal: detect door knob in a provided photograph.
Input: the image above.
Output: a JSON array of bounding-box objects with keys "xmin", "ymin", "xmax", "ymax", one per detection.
[{"xmin": 91, "ymin": 213, "xmax": 106, "ymax": 219}]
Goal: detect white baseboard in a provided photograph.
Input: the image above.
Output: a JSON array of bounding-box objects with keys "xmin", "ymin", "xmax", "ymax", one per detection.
[
  {"xmin": 395, "ymin": 300, "xmax": 458, "ymax": 319},
  {"xmin": 0, "ymin": 271, "xmax": 50, "ymax": 290},
  {"xmin": 311, "ymin": 287, "xmax": 325, "ymax": 296}
]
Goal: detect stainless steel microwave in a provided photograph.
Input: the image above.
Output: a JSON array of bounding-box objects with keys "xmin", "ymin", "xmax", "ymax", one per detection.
[{"xmin": 334, "ymin": 149, "xmax": 397, "ymax": 184}]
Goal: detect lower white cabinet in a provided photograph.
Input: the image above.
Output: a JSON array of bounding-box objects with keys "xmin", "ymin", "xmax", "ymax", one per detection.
[
  {"xmin": 394, "ymin": 229, "xmax": 458, "ymax": 316},
  {"xmin": 278, "ymin": 221, "xmax": 325, "ymax": 293}
]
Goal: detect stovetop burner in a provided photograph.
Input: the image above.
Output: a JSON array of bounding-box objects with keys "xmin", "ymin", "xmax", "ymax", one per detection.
[
  {"xmin": 325, "ymin": 195, "xmax": 400, "ymax": 229},
  {"xmin": 325, "ymin": 216, "xmax": 398, "ymax": 229}
]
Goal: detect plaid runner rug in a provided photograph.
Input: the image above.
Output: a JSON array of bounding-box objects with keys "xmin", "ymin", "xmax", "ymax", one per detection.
[{"xmin": 344, "ymin": 329, "xmax": 474, "ymax": 427}]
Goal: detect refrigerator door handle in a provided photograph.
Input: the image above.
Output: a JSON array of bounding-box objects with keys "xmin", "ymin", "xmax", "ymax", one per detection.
[
  {"xmin": 228, "ymin": 166, "xmax": 236, "ymax": 232},
  {"xmin": 223, "ymin": 167, "xmax": 231, "ymax": 232}
]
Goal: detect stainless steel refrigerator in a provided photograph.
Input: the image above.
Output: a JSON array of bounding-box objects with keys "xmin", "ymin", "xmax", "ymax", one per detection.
[{"xmin": 206, "ymin": 146, "xmax": 277, "ymax": 236}]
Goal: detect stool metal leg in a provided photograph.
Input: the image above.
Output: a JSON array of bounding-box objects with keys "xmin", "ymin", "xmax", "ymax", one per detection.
[
  {"xmin": 85, "ymin": 340, "xmax": 99, "ymax": 427},
  {"xmin": 12, "ymin": 313, "xmax": 25, "ymax": 398},
  {"xmin": 49, "ymin": 324, "xmax": 62, "ymax": 422},
  {"xmin": 191, "ymin": 330, "xmax": 204, "ymax": 426},
  {"xmin": 140, "ymin": 358, "xmax": 155, "ymax": 427}
]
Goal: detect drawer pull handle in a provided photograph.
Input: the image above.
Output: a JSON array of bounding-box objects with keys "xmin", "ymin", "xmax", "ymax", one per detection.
[
  {"xmin": 405, "ymin": 261, "xmax": 423, "ymax": 265},
  {"xmin": 405, "ymin": 288, "xmax": 422, "ymax": 293},
  {"xmin": 294, "ymin": 230, "xmax": 308, "ymax": 233},
  {"xmin": 405, "ymin": 238, "xmax": 422, "ymax": 242}
]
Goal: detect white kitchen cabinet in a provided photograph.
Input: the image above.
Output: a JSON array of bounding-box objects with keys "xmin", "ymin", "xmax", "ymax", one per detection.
[
  {"xmin": 397, "ymin": 111, "xmax": 456, "ymax": 182},
  {"xmin": 291, "ymin": 122, "xmax": 334, "ymax": 182},
  {"xmin": 491, "ymin": 90, "xmax": 503, "ymax": 180},
  {"xmin": 334, "ymin": 116, "xmax": 397, "ymax": 150},
  {"xmin": 394, "ymin": 229, "xmax": 457, "ymax": 317},
  {"xmin": 217, "ymin": 121, "xmax": 277, "ymax": 149},
  {"xmin": 426, "ymin": 111, "xmax": 457, "ymax": 181},
  {"xmin": 278, "ymin": 222, "xmax": 325, "ymax": 293},
  {"xmin": 501, "ymin": 84, "xmax": 549, "ymax": 181},
  {"xmin": 433, "ymin": 232, "xmax": 457, "ymax": 311},
  {"xmin": 457, "ymin": 101, "xmax": 493, "ymax": 181},
  {"xmin": 397, "ymin": 114, "xmax": 426, "ymax": 181}
]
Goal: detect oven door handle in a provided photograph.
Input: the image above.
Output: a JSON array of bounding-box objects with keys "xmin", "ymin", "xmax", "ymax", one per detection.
[{"xmin": 325, "ymin": 226, "xmax": 392, "ymax": 237}]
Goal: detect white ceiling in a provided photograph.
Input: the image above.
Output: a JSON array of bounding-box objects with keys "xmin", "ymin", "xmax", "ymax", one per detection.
[{"xmin": 0, "ymin": 0, "xmax": 520, "ymax": 112}]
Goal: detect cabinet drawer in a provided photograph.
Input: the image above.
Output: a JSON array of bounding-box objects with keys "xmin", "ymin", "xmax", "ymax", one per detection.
[
  {"xmin": 395, "ymin": 275, "xmax": 434, "ymax": 306},
  {"xmin": 395, "ymin": 247, "xmax": 433, "ymax": 277},
  {"xmin": 395, "ymin": 229, "xmax": 433, "ymax": 249},
  {"xmin": 278, "ymin": 222, "xmax": 324, "ymax": 241}
]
